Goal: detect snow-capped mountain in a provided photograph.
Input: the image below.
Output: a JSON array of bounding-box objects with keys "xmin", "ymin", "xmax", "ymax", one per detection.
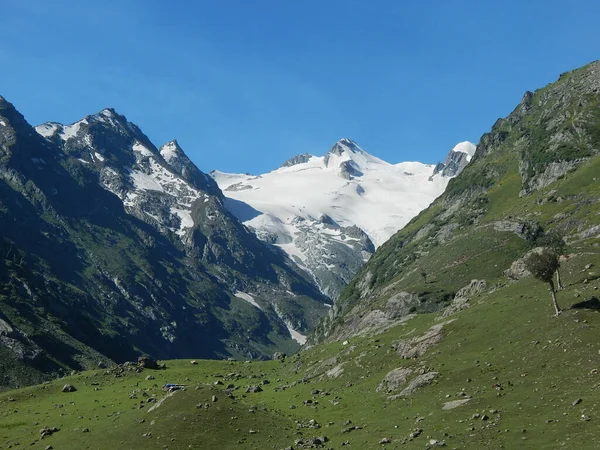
[
  {"xmin": 36, "ymin": 110, "xmax": 223, "ymax": 241},
  {"xmin": 431, "ymin": 141, "xmax": 477, "ymax": 178},
  {"xmin": 212, "ymin": 138, "xmax": 476, "ymax": 299}
]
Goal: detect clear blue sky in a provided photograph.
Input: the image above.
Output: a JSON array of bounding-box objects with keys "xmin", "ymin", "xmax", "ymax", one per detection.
[{"xmin": 1, "ymin": 1, "xmax": 599, "ymax": 174}]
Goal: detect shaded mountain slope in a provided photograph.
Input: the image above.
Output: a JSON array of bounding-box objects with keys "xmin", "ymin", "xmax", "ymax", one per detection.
[{"xmin": 0, "ymin": 97, "xmax": 329, "ymax": 388}]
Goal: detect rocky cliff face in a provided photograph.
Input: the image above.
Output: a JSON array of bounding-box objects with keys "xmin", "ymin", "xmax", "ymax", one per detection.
[
  {"xmin": 311, "ymin": 60, "xmax": 600, "ymax": 344},
  {"xmin": 430, "ymin": 142, "xmax": 476, "ymax": 178},
  {"xmin": 0, "ymin": 96, "xmax": 329, "ymax": 387}
]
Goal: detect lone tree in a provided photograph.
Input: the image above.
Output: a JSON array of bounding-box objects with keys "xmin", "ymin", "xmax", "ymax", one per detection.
[
  {"xmin": 535, "ymin": 230, "xmax": 566, "ymax": 289},
  {"xmin": 524, "ymin": 249, "xmax": 562, "ymax": 316}
]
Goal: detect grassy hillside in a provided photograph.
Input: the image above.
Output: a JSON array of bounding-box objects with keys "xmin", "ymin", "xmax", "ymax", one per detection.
[
  {"xmin": 1, "ymin": 249, "xmax": 599, "ymax": 449},
  {"xmin": 310, "ymin": 61, "xmax": 600, "ymax": 344}
]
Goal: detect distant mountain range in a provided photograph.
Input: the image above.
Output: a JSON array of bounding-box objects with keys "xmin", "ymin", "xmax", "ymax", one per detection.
[{"xmin": 212, "ymin": 138, "xmax": 475, "ymax": 298}]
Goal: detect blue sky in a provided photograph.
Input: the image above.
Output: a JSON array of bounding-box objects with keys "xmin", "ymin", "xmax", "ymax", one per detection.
[{"xmin": 1, "ymin": 1, "xmax": 599, "ymax": 174}]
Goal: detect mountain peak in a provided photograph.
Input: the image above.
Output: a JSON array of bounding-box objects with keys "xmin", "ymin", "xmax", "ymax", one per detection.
[
  {"xmin": 451, "ymin": 141, "xmax": 477, "ymax": 160},
  {"xmin": 430, "ymin": 141, "xmax": 476, "ymax": 178},
  {"xmin": 159, "ymin": 140, "xmax": 183, "ymax": 163},
  {"xmin": 323, "ymin": 138, "xmax": 387, "ymax": 175},
  {"xmin": 328, "ymin": 138, "xmax": 363, "ymax": 157},
  {"xmin": 89, "ymin": 107, "xmax": 129, "ymax": 126},
  {"xmin": 99, "ymin": 107, "xmax": 117, "ymax": 117}
]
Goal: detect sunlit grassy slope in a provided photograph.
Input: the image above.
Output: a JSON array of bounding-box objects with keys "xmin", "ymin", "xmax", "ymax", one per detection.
[{"xmin": 1, "ymin": 243, "xmax": 599, "ymax": 449}]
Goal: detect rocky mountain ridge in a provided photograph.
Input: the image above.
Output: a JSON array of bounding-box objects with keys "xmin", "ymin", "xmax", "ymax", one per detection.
[{"xmin": 0, "ymin": 96, "xmax": 330, "ymax": 387}]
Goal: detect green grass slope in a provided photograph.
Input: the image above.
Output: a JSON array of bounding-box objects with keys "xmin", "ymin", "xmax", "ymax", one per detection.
[
  {"xmin": 311, "ymin": 60, "xmax": 600, "ymax": 344},
  {"xmin": 0, "ymin": 251, "xmax": 599, "ymax": 449}
]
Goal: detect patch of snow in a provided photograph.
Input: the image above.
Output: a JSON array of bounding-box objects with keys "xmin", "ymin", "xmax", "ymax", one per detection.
[
  {"xmin": 234, "ymin": 291, "xmax": 262, "ymax": 310},
  {"xmin": 60, "ymin": 120, "xmax": 86, "ymax": 141},
  {"xmin": 144, "ymin": 211, "xmax": 161, "ymax": 222},
  {"xmin": 35, "ymin": 122, "xmax": 61, "ymax": 138},
  {"xmin": 132, "ymin": 141, "xmax": 154, "ymax": 157},
  {"xmin": 211, "ymin": 170, "xmax": 259, "ymax": 190},
  {"xmin": 160, "ymin": 141, "xmax": 179, "ymax": 162},
  {"xmin": 123, "ymin": 192, "xmax": 138, "ymax": 207},
  {"xmin": 170, "ymin": 207, "xmax": 194, "ymax": 236},
  {"xmin": 284, "ymin": 322, "xmax": 307, "ymax": 345},
  {"xmin": 77, "ymin": 158, "xmax": 90, "ymax": 164},
  {"xmin": 130, "ymin": 170, "xmax": 165, "ymax": 192},
  {"xmin": 103, "ymin": 167, "xmax": 118, "ymax": 176},
  {"xmin": 451, "ymin": 141, "xmax": 477, "ymax": 161},
  {"xmin": 94, "ymin": 152, "xmax": 105, "ymax": 162},
  {"xmin": 0, "ymin": 119, "xmax": 6, "ymax": 127},
  {"xmin": 81, "ymin": 134, "xmax": 93, "ymax": 148}
]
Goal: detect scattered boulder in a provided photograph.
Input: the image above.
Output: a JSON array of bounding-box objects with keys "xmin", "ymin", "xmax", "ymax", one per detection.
[
  {"xmin": 40, "ymin": 427, "xmax": 60, "ymax": 438},
  {"xmin": 377, "ymin": 367, "xmax": 413, "ymax": 393},
  {"xmin": 62, "ymin": 384, "xmax": 77, "ymax": 393},
  {"xmin": 379, "ymin": 437, "xmax": 392, "ymax": 444},
  {"xmin": 443, "ymin": 280, "xmax": 486, "ymax": 316},
  {"xmin": 395, "ymin": 322, "xmax": 452, "ymax": 359},
  {"xmin": 246, "ymin": 385, "xmax": 263, "ymax": 393},
  {"xmin": 388, "ymin": 372, "xmax": 438, "ymax": 399},
  {"xmin": 492, "ymin": 220, "xmax": 543, "ymax": 241},
  {"xmin": 293, "ymin": 436, "xmax": 329, "ymax": 448},
  {"xmin": 505, "ymin": 247, "xmax": 547, "ymax": 280},
  {"xmin": 442, "ymin": 399, "xmax": 471, "ymax": 410},
  {"xmin": 273, "ymin": 352, "xmax": 286, "ymax": 361},
  {"xmin": 138, "ymin": 356, "xmax": 159, "ymax": 369},
  {"xmin": 409, "ymin": 428, "xmax": 423, "ymax": 439},
  {"xmin": 97, "ymin": 361, "xmax": 107, "ymax": 369}
]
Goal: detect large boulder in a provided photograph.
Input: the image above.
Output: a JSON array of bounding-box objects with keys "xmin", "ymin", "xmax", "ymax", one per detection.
[{"xmin": 138, "ymin": 356, "xmax": 159, "ymax": 369}]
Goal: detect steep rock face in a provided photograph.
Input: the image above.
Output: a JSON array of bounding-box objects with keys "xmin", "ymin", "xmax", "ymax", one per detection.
[
  {"xmin": 431, "ymin": 142, "xmax": 476, "ymax": 178},
  {"xmin": 212, "ymin": 138, "xmax": 472, "ymax": 300},
  {"xmin": 0, "ymin": 96, "xmax": 329, "ymax": 387},
  {"xmin": 311, "ymin": 60, "xmax": 600, "ymax": 344},
  {"xmin": 281, "ymin": 153, "xmax": 314, "ymax": 167}
]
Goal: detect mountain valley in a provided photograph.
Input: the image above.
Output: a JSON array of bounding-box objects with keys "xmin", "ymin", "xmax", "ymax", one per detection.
[{"xmin": 1, "ymin": 60, "xmax": 600, "ymax": 450}]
